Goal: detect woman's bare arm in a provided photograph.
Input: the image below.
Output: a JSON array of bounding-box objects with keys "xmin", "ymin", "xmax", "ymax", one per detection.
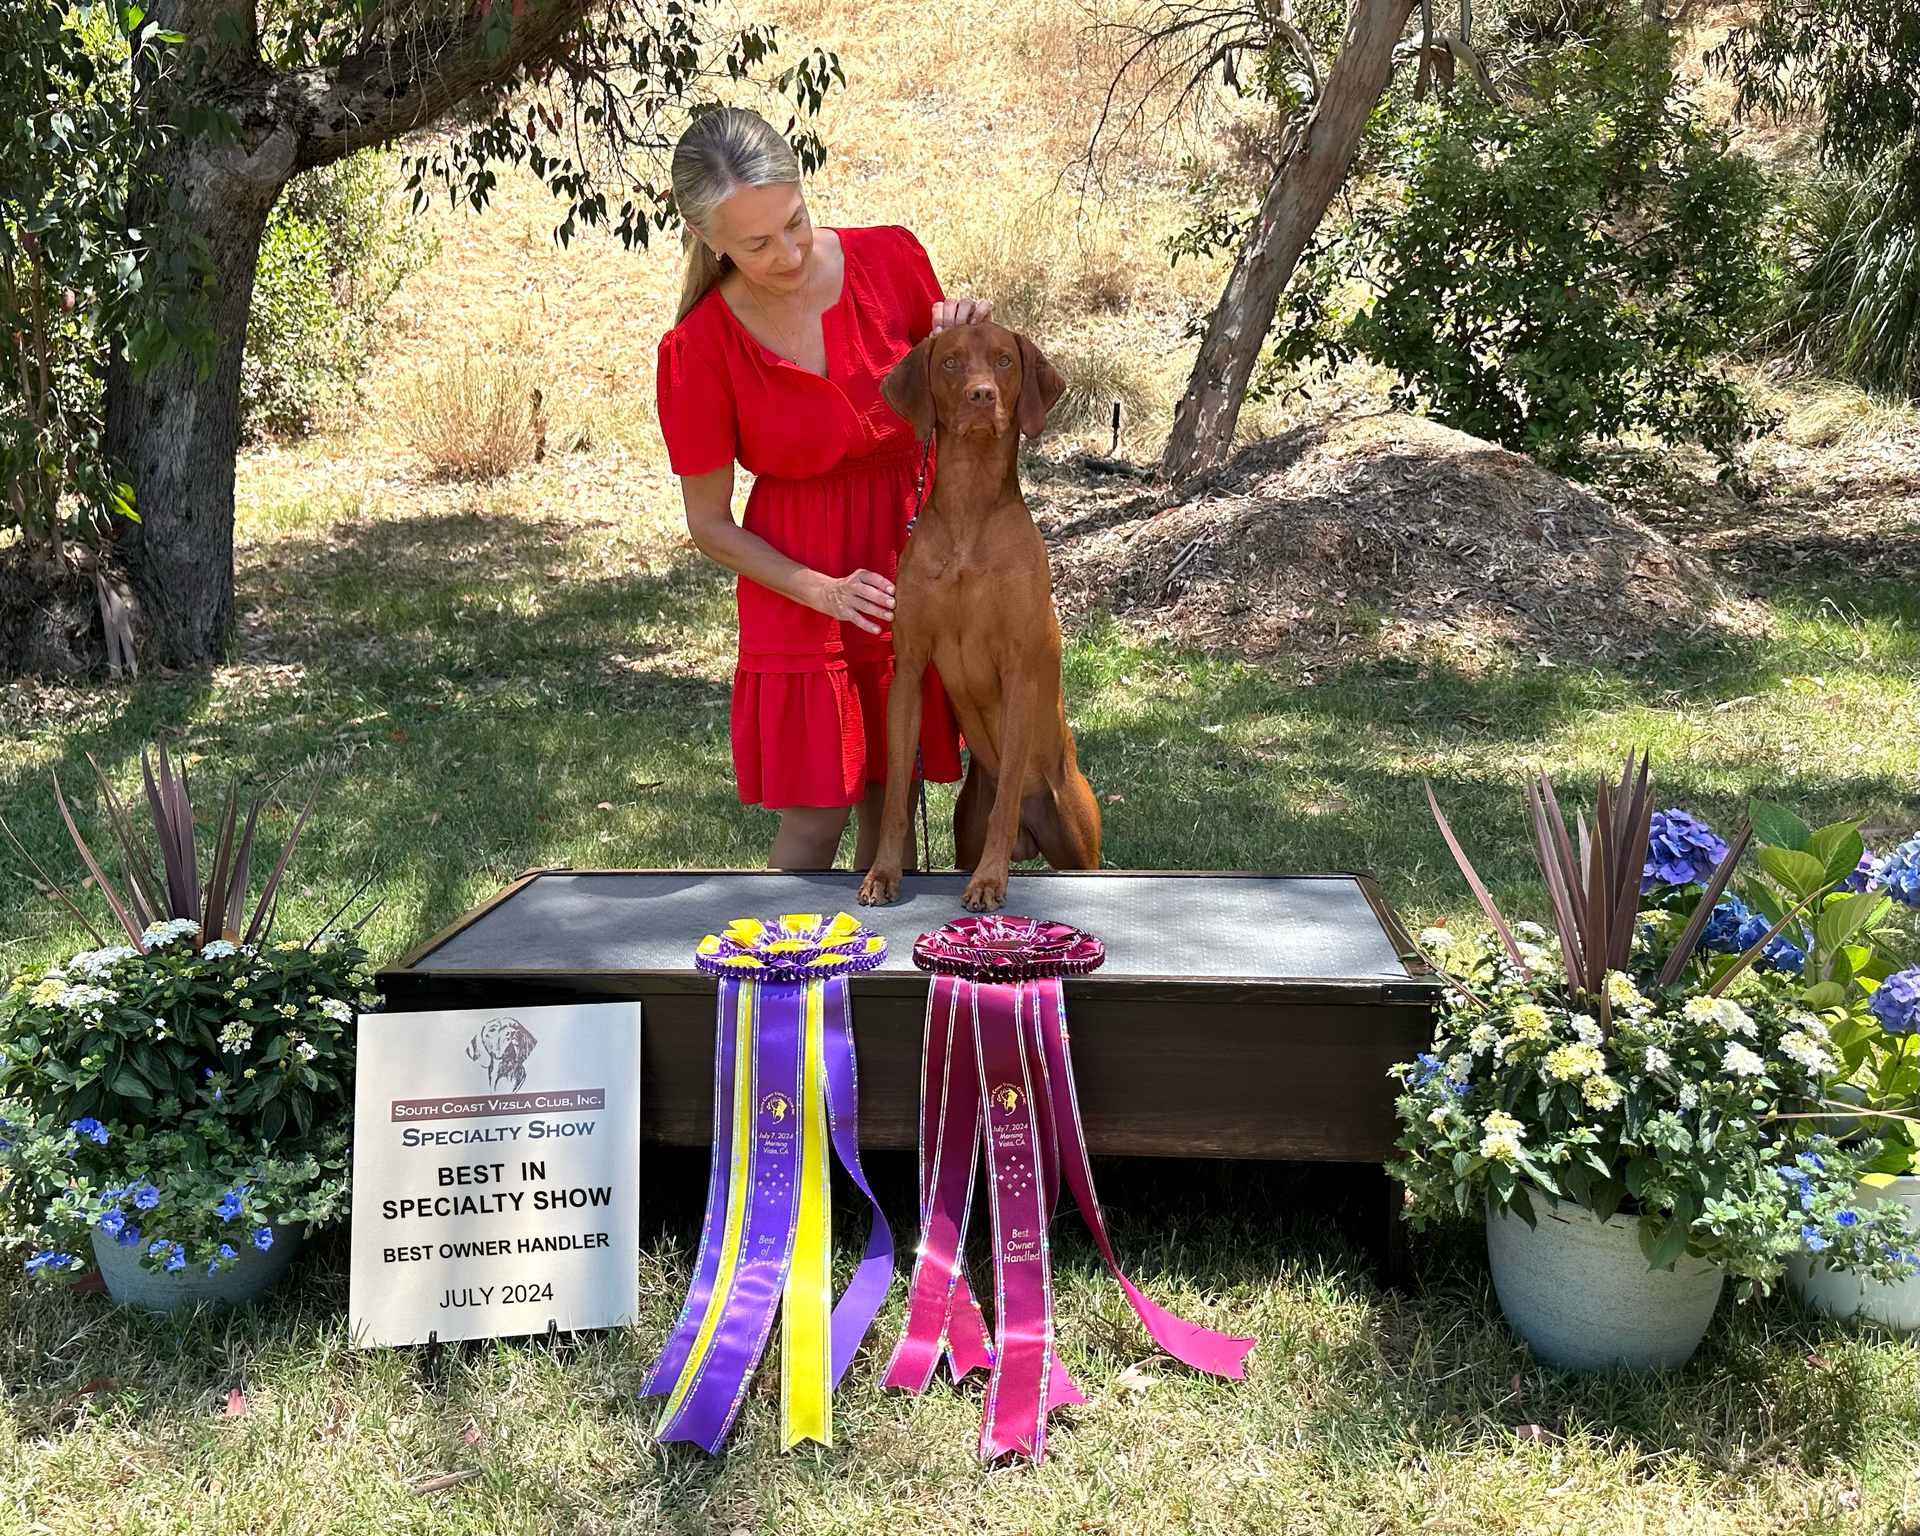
[{"xmin": 679, "ymin": 466, "xmax": 895, "ymax": 634}]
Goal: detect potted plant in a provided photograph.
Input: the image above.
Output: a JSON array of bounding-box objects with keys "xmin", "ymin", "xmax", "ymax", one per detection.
[
  {"xmin": 1392, "ymin": 755, "xmax": 1915, "ymax": 1371},
  {"xmin": 0, "ymin": 743, "xmax": 371, "ymax": 1309}
]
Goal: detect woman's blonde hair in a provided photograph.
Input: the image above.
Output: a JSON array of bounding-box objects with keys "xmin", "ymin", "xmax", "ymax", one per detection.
[{"xmin": 671, "ymin": 108, "xmax": 804, "ymax": 324}]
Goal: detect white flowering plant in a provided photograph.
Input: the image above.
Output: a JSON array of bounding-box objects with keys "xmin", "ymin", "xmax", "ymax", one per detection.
[
  {"xmin": 0, "ymin": 927, "xmax": 370, "ymax": 1279},
  {"xmin": 1392, "ymin": 927, "xmax": 1917, "ymax": 1293}
]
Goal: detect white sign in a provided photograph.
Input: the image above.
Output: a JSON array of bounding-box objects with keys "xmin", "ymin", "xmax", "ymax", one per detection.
[{"xmin": 349, "ymin": 1001, "xmax": 641, "ymax": 1347}]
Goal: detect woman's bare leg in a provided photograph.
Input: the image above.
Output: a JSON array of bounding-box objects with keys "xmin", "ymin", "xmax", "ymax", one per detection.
[
  {"xmin": 852, "ymin": 780, "xmax": 919, "ymax": 873},
  {"xmin": 771, "ymin": 805, "xmax": 852, "ymax": 870}
]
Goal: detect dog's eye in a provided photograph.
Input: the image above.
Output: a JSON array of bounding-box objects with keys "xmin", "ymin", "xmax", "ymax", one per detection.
[
  {"xmin": 995, "ymin": 355, "xmax": 1012, "ymax": 368},
  {"xmin": 941, "ymin": 356, "xmax": 960, "ymax": 371}
]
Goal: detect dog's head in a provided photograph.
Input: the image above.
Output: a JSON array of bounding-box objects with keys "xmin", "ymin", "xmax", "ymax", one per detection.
[{"xmin": 881, "ymin": 321, "xmax": 1064, "ymax": 446}]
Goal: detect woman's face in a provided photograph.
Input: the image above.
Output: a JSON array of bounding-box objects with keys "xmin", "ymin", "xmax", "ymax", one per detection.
[{"xmin": 701, "ymin": 181, "xmax": 814, "ymax": 298}]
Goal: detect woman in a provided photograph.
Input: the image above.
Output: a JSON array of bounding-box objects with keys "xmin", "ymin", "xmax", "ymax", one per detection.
[{"xmin": 656, "ymin": 108, "xmax": 986, "ymax": 870}]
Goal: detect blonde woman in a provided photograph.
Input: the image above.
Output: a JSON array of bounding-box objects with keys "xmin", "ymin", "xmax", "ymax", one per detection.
[{"xmin": 657, "ymin": 108, "xmax": 988, "ymax": 870}]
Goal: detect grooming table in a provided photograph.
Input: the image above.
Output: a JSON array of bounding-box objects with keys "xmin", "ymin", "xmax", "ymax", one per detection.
[{"xmin": 376, "ymin": 869, "xmax": 1439, "ymax": 1166}]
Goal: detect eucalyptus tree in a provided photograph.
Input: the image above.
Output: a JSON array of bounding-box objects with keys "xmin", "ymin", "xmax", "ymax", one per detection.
[{"xmin": 95, "ymin": 0, "xmax": 838, "ymax": 666}]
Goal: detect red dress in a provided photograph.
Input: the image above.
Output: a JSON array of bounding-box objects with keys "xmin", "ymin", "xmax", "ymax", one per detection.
[{"xmin": 655, "ymin": 224, "xmax": 963, "ymax": 809}]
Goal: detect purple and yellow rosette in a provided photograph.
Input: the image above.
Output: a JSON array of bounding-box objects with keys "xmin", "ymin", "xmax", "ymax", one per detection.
[{"xmin": 644, "ymin": 914, "xmax": 893, "ymax": 1455}]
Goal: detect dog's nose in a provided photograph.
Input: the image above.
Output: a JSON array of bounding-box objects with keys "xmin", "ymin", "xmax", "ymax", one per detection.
[{"xmin": 966, "ymin": 382, "xmax": 998, "ymax": 407}]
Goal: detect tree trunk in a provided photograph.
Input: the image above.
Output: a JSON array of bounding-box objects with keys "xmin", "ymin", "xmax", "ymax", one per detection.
[
  {"xmin": 105, "ymin": 143, "xmax": 289, "ymax": 667},
  {"xmin": 1160, "ymin": 0, "xmax": 1417, "ymax": 483}
]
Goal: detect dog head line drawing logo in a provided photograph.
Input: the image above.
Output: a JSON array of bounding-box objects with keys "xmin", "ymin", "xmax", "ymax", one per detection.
[
  {"xmin": 760, "ymin": 1092, "xmax": 793, "ymax": 1124},
  {"xmin": 990, "ymin": 1083, "xmax": 1022, "ymax": 1114},
  {"xmin": 466, "ymin": 1016, "xmax": 538, "ymax": 1091}
]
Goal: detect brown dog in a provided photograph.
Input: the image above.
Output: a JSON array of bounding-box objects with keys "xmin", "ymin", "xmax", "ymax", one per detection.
[{"xmin": 857, "ymin": 321, "xmax": 1101, "ymax": 911}]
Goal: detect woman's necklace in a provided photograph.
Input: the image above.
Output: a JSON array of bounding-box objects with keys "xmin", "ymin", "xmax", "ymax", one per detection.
[{"xmin": 744, "ymin": 276, "xmax": 816, "ymax": 370}]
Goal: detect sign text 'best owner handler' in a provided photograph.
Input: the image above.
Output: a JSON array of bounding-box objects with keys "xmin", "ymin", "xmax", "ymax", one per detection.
[{"xmin": 349, "ymin": 1001, "xmax": 641, "ymax": 1346}]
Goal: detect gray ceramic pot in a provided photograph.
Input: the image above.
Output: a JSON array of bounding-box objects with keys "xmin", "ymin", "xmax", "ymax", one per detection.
[
  {"xmin": 1487, "ymin": 1189, "xmax": 1723, "ymax": 1372},
  {"xmin": 1786, "ymin": 1175, "xmax": 1920, "ymax": 1332},
  {"xmin": 91, "ymin": 1224, "xmax": 304, "ymax": 1312}
]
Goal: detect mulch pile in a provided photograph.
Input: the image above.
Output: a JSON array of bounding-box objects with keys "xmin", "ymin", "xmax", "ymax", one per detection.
[{"xmin": 1032, "ymin": 413, "xmax": 1766, "ymax": 668}]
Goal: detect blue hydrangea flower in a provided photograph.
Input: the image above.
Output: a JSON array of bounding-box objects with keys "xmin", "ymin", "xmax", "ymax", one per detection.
[
  {"xmin": 164, "ymin": 1245, "xmax": 186, "ymax": 1272},
  {"xmin": 1868, "ymin": 969, "xmax": 1920, "ymax": 1036},
  {"xmin": 1756, "ymin": 935, "xmax": 1806, "ymax": 975},
  {"xmin": 1837, "ymin": 1210, "xmax": 1858, "ymax": 1228},
  {"xmin": 216, "ymin": 1189, "xmax": 244, "ymax": 1221},
  {"xmin": 1842, "ymin": 848, "xmax": 1877, "ymax": 893},
  {"xmin": 1803, "ymin": 1227, "xmax": 1830, "ymax": 1251},
  {"xmin": 70, "ymin": 1117, "xmax": 108, "ymax": 1144},
  {"xmin": 252, "ymin": 1227, "xmax": 274, "ymax": 1251},
  {"xmin": 97, "ymin": 1210, "xmax": 125, "ymax": 1237},
  {"xmin": 24, "ymin": 1251, "xmax": 71, "ymax": 1272},
  {"xmin": 132, "ymin": 1182, "xmax": 160, "ymax": 1210},
  {"xmin": 1872, "ymin": 836, "xmax": 1920, "ymax": 907},
  {"xmin": 1644, "ymin": 810, "xmax": 1730, "ymax": 892},
  {"xmin": 1736, "ymin": 913, "xmax": 1773, "ymax": 950},
  {"xmin": 1696, "ymin": 896, "xmax": 1751, "ymax": 954}
]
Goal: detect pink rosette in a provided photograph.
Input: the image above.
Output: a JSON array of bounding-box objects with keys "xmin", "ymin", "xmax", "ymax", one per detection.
[{"xmin": 912, "ymin": 915, "xmax": 1105, "ymax": 981}]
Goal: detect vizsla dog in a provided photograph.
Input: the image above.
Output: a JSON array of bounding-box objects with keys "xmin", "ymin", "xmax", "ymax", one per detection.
[{"xmin": 857, "ymin": 321, "xmax": 1101, "ymax": 912}]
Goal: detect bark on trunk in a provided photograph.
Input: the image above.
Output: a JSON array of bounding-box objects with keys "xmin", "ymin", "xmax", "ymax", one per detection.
[
  {"xmin": 1160, "ymin": 0, "xmax": 1417, "ymax": 483},
  {"xmin": 105, "ymin": 141, "xmax": 289, "ymax": 667}
]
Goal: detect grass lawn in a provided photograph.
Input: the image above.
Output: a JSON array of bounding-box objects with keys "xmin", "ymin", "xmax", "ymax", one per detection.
[{"xmin": 0, "ymin": 459, "xmax": 1914, "ymax": 1534}]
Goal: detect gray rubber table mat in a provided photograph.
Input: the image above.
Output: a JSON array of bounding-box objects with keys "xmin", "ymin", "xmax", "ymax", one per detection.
[{"xmin": 408, "ymin": 872, "xmax": 1410, "ymax": 981}]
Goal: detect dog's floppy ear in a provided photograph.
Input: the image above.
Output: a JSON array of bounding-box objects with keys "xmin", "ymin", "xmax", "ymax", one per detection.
[
  {"xmin": 1015, "ymin": 333, "xmax": 1065, "ymax": 440},
  {"xmin": 882, "ymin": 338, "xmax": 937, "ymax": 444}
]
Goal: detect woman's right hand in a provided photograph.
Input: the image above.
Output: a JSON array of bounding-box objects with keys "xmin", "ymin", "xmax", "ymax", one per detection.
[{"xmin": 808, "ymin": 568, "xmax": 896, "ymax": 634}]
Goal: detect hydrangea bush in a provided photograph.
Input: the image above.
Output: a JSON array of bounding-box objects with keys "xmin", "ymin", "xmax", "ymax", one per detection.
[
  {"xmin": 1394, "ymin": 925, "xmax": 1915, "ymax": 1294},
  {"xmin": 0, "ymin": 924, "xmax": 370, "ymax": 1278}
]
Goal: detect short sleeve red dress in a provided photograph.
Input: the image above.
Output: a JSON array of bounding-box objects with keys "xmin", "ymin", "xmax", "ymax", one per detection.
[{"xmin": 655, "ymin": 225, "xmax": 963, "ymax": 809}]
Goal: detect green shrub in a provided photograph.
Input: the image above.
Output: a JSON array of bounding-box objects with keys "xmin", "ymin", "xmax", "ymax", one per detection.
[
  {"xmin": 241, "ymin": 149, "xmax": 436, "ymax": 439},
  {"xmin": 1288, "ymin": 28, "xmax": 1776, "ymax": 470}
]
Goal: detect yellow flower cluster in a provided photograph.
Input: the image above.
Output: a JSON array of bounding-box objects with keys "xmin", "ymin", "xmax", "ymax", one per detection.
[
  {"xmin": 1543, "ymin": 1042, "xmax": 1607, "ymax": 1081},
  {"xmin": 1507, "ymin": 1003, "xmax": 1552, "ymax": 1041},
  {"xmin": 1581, "ymin": 1075, "xmax": 1623, "ymax": 1109},
  {"xmin": 1479, "ymin": 1110, "xmax": 1527, "ymax": 1163}
]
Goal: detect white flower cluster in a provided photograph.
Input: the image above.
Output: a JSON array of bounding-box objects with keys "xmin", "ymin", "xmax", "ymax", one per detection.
[
  {"xmin": 1467, "ymin": 1022, "xmax": 1501, "ymax": 1056},
  {"xmin": 200, "ymin": 939, "xmax": 239, "ymax": 959},
  {"xmin": 219, "ymin": 1020, "xmax": 255, "ymax": 1052},
  {"xmin": 1479, "ymin": 1110, "xmax": 1527, "ymax": 1163},
  {"xmin": 1684, "ymin": 996, "xmax": 1756, "ymax": 1037},
  {"xmin": 37, "ymin": 982, "xmax": 118, "ymax": 1022},
  {"xmin": 66, "ymin": 946, "xmax": 138, "ymax": 978},
  {"xmin": 1678, "ymin": 1082, "xmax": 1700, "ymax": 1108},
  {"xmin": 142, "ymin": 917, "xmax": 201, "ymax": 946},
  {"xmin": 296, "ymin": 1040, "xmax": 318, "ymax": 1061},
  {"xmin": 317, "ymin": 997, "xmax": 354, "ymax": 1024},
  {"xmin": 1777, "ymin": 1030, "xmax": 1833, "ymax": 1075},
  {"xmin": 1643, "ymin": 1046, "xmax": 1671, "ymax": 1074},
  {"xmin": 1722, "ymin": 1043, "xmax": 1766, "ymax": 1078},
  {"xmin": 1570, "ymin": 1013, "xmax": 1602, "ymax": 1047}
]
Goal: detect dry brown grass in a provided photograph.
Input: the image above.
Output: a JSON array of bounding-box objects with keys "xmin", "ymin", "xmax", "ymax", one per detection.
[{"xmin": 394, "ymin": 339, "xmax": 548, "ymax": 481}]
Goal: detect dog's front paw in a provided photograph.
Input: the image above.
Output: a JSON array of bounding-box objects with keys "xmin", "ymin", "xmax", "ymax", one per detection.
[
  {"xmin": 960, "ymin": 873, "xmax": 1007, "ymax": 912},
  {"xmin": 858, "ymin": 867, "xmax": 902, "ymax": 906}
]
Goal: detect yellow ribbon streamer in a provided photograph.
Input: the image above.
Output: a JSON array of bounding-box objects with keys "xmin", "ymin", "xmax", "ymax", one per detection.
[{"xmin": 781, "ymin": 980, "xmax": 834, "ymax": 1447}]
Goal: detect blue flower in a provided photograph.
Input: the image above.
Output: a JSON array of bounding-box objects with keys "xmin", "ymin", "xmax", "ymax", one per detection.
[
  {"xmin": 1842, "ymin": 848, "xmax": 1877, "ymax": 893},
  {"xmin": 1696, "ymin": 896, "xmax": 1751, "ymax": 954},
  {"xmin": 1756, "ymin": 935, "xmax": 1806, "ymax": 975},
  {"xmin": 1777, "ymin": 1166, "xmax": 1809, "ymax": 1184},
  {"xmin": 252, "ymin": 1227, "xmax": 274, "ymax": 1251},
  {"xmin": 216, "ymin": 1189, "xmax": 244, "ymax": 1221},
  {"xmin": 70, "ymin": 1117, "xmax": 108, "ymax": 1144},
  {"xmin": 164, "ymin": 1245, "xmax": 185, "ymax": 1272},
  {"xmin": 1807, "ymin": 1153, "xmax": 1825, "ymax": 1171},
  {"xmin": 1837, "ymin": 1210, "xmax": 1858, "ymax": 1228},
  {"xmin": 1408, "ymin": 1052, "xmax": 1444, "ymax": 1088},
  {"xmin": 132, "ymin": 1182, "xmax": 160, "ymax": 1210},
  {"xmin": 148, "ymin": 1239, "xmax": 168, "ymax": 1256},
  {"xmin": 1735, "ymin": 913, "xmax": 1773, "ymax": 951},
  {"xmin": 1644, "ymin": 810, "xmax": 1730, "ymax": 892},
  {"xmin": 1868, "ymin": 969, "xmax": 1920, "ymax": 1037},
  {"xmin": 118, "ymin": 1224, "xmax": 140, "ymax": 1248},
  {"xmin": 97, "ymin": 1210, "xmax": 125, "ymax": 1237},
  {"xmin": 1803, "ymin": 1227, "xmax": 1830, "ymax": 1251},
  {"xmin": 1871, "ymin": 836, "xmax": 1920, "ymax": 907},
  {"xmin": 24, "ymin": 1251, "xmax": 71, "ymax": 1273}
]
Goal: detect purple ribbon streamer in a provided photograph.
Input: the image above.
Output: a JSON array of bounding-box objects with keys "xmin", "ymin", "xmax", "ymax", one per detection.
[{"xmin": 820, "ymin": 975, "xmax": 894, "ymax": 1387}]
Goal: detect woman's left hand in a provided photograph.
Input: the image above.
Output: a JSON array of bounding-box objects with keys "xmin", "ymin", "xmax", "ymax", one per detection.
[{"xmin": 930, "ymin": 297, "xmax": 992, "ymax": 334}]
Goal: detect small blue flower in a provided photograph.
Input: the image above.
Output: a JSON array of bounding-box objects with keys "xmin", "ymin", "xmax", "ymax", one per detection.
[
  {"xmin": 216, "ymin": 1190, "xmax": 244, "ymax": 1221},
  {"xmin": 1644, "ymin": 810, "xmax": 1730, "ymax": 892},
  {"xmin": 132, "ymin": 1182, "xmax": 160, "ymax": 1210},
  {"xmin": 1409, "ymin": 1052, "xmax": 1444, "ymax": 1088},
  {"xmin": 1696, "ymin": 896, "xmax": 1751, "ymax": 955},
  {"xmin": 24, "ymin": 1250, "xmax": 71, "ymax": 1273},
  {"xmin": 97, "ymin": 1210, "xmax": 125, "ymax": 1237},
  {"xmin": 218, "ymin": 1243, "xmax": 236, "ymax": 1261},
  {"xmin": 1756, "ymin": 935, "xmax": 1806, "ymax": 975},
  {"xmin": 1807, "ymin": 1153, "xmax": 1826, "ymax": 1171},
  {"xmin": 1837, "ymin": 1210, "xmax": 1858, "ymax": 1228},
  {"xmin": 70, "ymin": 1117, "xmax": 108, "ymax": 1144},
  {"xmin": 164, "ymin": 1245, "xmax": 185, "ymax": 1272},
  {"xmin": 1868, "ymin": 969, "xmax": 1920, "ymax": 1036},
  {"xmin": 252, "ymin": 1227, "xmax": 274, "ymax": 1252},
  {"xmin": 1777, "ymin": 1166, "xmax": 1809, "ymax": 1184},
  {"xmin": 1803, "ymin": 1227, "xmax": 1830, "ymax": 1252},
  {"xmin": 118, "ymin": 1224, "xmax": 140, "ymax": 1248},
  {"xmin": 1842, "ymin": 848, "xmax": 1877, "ymax": 893},
  {"xmin": 1871, "ymin": 836, "xmax": 1920, "ymax": 907},
  {"xmin": 148, "ymin": 1239, "xmax": 168, "ymax": 1256}
]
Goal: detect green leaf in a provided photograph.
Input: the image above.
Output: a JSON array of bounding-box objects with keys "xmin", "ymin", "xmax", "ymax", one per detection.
[
  {"xmin": 1644, "ymin": 1216, "xmax": 1692, "ymax": 1271},
  {"xmin": 1815, "ymin": 890, "xmax": 1881, "ymax": 954},
  {"xmin": 1624, "ymin": 1155, "xmax": 1657, "ymax": 1197},
  {"xmin": 111, "ymin": 1069, "xmax": 152, "ymax": 1100},
  {"xmin": 1805, "ymin": 823, "xmax": 1864, "ymax": 884},
  {"xmin": 1799, "ymin": 981, "xmax": 1847, "ymax": 1009},
  {"xmin": 1756, "ymin": 845, "xmax": 1826, "ymax": 897},
  {"xmin": 1748, "ymin": 799, "xmax": 1810, "ymax": 850}
]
